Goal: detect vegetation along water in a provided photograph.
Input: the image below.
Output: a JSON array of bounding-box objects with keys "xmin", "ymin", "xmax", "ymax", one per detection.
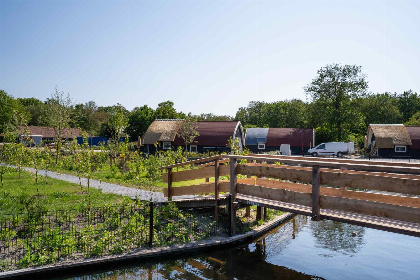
[{"xmin": 56, "ymin": 216, "xmax": 420, "ymax": 280}]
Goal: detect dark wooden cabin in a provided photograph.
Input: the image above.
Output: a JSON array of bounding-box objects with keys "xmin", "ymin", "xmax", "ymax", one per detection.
[{"xmin": 245, "ymin": 127, "xmax": 314, "ymax": 155}]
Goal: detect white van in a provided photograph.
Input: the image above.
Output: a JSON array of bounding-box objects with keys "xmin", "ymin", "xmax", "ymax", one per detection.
[{"xmin": 307, "ymin": 142, "xmax": 355, "ymax": 157}]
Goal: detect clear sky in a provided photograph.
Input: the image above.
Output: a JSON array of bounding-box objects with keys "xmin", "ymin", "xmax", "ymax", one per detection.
[{"xmin": 1, "ymin": 0, "xmax": 419, "ymax": 116}]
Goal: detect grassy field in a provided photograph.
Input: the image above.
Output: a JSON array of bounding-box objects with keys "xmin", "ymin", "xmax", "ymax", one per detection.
[{"xmin": 0, "ymin": 171, "xmax": 127, "ymax": 217}]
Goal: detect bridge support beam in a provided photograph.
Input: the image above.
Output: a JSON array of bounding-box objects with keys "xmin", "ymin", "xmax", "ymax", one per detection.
[
  {"xmin": 229, "ymin": 158, "xmax": 238, "ymax": 236},
  {"xmin": 167, "ymin": 168, "xmax": 173, "ymax": 201},
  {"xmin": 214, "ymin": 159, "xmax": 219, "ymax": 222},
  {"xmin": 312, "ymin": 165, "xmax": 321, "ymax": 221}
]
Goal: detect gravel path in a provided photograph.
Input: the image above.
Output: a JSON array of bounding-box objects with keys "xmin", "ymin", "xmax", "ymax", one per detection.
[{"xmin": 22, "ymin": 167, "xmax": 167, "ymax": 202}]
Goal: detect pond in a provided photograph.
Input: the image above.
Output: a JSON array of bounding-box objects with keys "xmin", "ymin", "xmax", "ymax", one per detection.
[{"xmin": 59, "ymin": 215, "xmax": 420, "ymax": 280}]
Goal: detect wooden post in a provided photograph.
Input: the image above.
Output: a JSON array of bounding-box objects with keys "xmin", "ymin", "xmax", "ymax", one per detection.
[
  {"xmin": 256, "ymin": 206, "xmax": 262, "ymax": 221},
  {"xmin": 229, "ymin": 158, "xmax": 237, "ymax": 199},
  {"xmin": 312, "ymin": 165, "xmax": 321, "ymax": 221},
  {"xmin": 214, "ymin": 159, "xmax": 219, "ymax": 222},
  {"xmin": 205, "ymin": 177, "xmax": 210, "ymax": 182},
  {"xmin": 148, "ymin": 202, "xmax": 154, "ymax": 247},
  {"xmin": 167, "ymin": 168, "xmax": 173, "ymax": 201},
  {"xmin": 245, "ymin": 205, "xmax": 251, "ymax": 217},
  {"xmin": 229, "ymin": 158, "xmax": 237, "ymax": 236},
  {"xmin": 263, "ymin": 207, "xmax": 267, "ymax": 220},
  {"xmin": 228, "ymin": 194, "xmax": 236, "ymax": 236}
]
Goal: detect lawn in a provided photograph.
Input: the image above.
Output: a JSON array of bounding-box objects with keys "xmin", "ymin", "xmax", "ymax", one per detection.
[{"xmin": 0, "ymin": 171, "xmax": 127, "ymax": 217}]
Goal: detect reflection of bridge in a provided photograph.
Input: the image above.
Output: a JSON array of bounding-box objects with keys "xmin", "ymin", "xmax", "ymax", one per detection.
[{"xmin": 160, "ymin": 154, "xmax": 420, "ymax": 237}]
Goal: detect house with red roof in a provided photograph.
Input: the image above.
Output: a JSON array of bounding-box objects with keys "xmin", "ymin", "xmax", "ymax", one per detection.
[
  {"xmin": 141, "ymin": 120, "xmax": 245, "ymax": 154},
  {"xmin": 245, "ymin": 127, "xmax": 315, "ymax": 155}
]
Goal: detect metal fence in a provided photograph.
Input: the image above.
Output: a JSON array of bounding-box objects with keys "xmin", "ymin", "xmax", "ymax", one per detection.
[{"xmin": 0, "ymin": 202, "xmax": 233, "ymax": 272}]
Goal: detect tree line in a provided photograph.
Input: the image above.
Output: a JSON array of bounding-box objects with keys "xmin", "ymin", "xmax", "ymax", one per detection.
[{"xmin": 1, "ymin": 64, "xmax": 420, "ymax": 147}]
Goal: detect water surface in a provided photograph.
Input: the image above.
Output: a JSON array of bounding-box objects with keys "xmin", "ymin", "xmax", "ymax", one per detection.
[{"xmin": 62, "ymin": 216, "xmax": 420, "ymax": 280}]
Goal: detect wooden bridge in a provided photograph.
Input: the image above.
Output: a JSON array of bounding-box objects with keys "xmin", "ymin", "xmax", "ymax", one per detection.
[{"xmin": 160, "ymin": 154, "xmax": 420, "ymax": 237}]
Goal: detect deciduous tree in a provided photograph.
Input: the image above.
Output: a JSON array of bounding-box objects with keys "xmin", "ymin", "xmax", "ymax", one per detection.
[{"xmin": 304, "ymin": 64, "xmax": 368, "ymax": 141}]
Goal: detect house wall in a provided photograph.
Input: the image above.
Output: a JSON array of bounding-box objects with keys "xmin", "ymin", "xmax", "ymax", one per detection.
[
  {"xmin": 377, "ymin": 147, "xmax": 420, "ymax": 159},
  {"xmin": 247, "ymin": 145, "xmax": 310, "ymax": 155}
]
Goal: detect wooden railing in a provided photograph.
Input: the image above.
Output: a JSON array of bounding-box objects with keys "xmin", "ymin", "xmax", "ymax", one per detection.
[{"xmin": 160, "ymin": 154, "xmax": 420, "ymax": 235}]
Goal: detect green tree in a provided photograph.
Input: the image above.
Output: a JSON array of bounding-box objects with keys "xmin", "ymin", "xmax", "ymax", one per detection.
[
  {"xmin": 405, "ymin": 111, "xmax": 420, "ymax": 126},
  {"xmin": 154, "ymin": 101, "xmax": 179, "ymax": 119},
  {"xmin": 177, "ymin": 118, "xmax": 200, "ymax": 156},
  {"xmin": 304, "ymin": 64, "xmax": 368, "ymax": 141},
  {"xmin": 356, "ymin": 93, "xmax": 402, "ymax": 126},
  {"xmin": 0, "ymin": 90, "xmax": 26, "ymax": 134},
  {"xmin": 71, "ymin": 101, "xmax": 100, "ymax": 134},
  {"xmin": 17, "ymin": 97, "xmax": 44, "ymax": 126},
  {"xmin": 108, "ymin": 104, "xmax": 129, "ymax": 165},
  {"xmin": 41, "ymin": 87, "xmax": 73, "ymax": 164},
  {"xmin": 397, "ymin": 90, "xmax": 420, "ymax": 122},
  {"xmin": 126, "ymin": 105, "xmax": 155, "ymax": 141}
]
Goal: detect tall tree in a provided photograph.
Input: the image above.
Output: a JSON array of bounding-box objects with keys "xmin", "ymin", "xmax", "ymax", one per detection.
[
  {"xmin": 127, "ymin": 105, "xmax": 155, "ymax": 141},
  {"xmin": 41, "ymin": 87, "xmax": 73, "ymax": 164},
  {"xmin": 397, "ymin": 90, "xmax": 420, "ymax": 122},
  {"xmin": 154, "ymin": 101, "xmax": 179, "ymax": 119},
  {"xmin": 108, "ymin": 104, "xmax": 129, "ymax": 164},
  {"xmin": 0, "ymin": 90, "xmax": 26, "ymax": 134},
  {"xmin": 17, "ymin": 97, "xmax": 44, "ymax": 126},
  {"xmin": 304, "ymin": 64, "xmax": 368, "ymax": 141},
  {"xmin": 356, "ymin": 93, "xmax": 402, "ymax": 126},
  {"xmin": 178, "ymin": 117, "xmax": 200, "ymax": 156}
]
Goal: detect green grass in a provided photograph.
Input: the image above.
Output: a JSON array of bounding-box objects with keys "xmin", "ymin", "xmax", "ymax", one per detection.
[
  {"xmin": 49, "ymin": 163, "xmax": 215, "ymax": 190},
  {"xmin": 0, "ymin": 171, "xmax": 127, "ymax": 217}
]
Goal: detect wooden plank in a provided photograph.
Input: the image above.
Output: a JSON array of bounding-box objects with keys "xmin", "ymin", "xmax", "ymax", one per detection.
[
  {"xmin": 229, "ymin": 155, "xmax": 420, "ymax": 174},
  {"xmin": 236, "ymin": 194, "xmax": 420, "ymax": 237},
  {"xmin": 163, "ymin": 181, "xmax": 230, "ymax": 197},
  {"xmin": 236, "ymin": 183, "xmax": 312, "ymax": 207},
  {"xmin": 320, "ymin": 170, "xmax": 420, "ymax": 195},
  {"xmin": 237, "ymin": 164, "xmax": 312, "ymax": 182},
  {"xmin": 248, "ymin": 163, "xmax": 420, "ymax": 180},
  {"xmin": 159, "ymin": 155, "xmax": 224, "ymax": 170},
  {"xmin": 255, "ymin": 178, "xmax": 420, "ymax": 208},
  {"xmin": 320, "ymin": 195, "xmax": 420, "ymax": 224},
  {"xmin": 163, "ymin": 164, "xmax": 230, "ymax": 183},
  {"xmin": 248, "ymin": 153, "xmax": 420, "ymax": 168},
  {"xmin": 240, "ymin": 163, "xmax": 420, "ymax": 195},
  {"xmin": 312, "ymin": 166, "xmax": 320, "ymax": 220}
]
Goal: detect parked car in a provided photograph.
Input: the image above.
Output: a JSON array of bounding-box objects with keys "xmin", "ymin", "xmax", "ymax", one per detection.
[{"xmin": 307, "ymin": 142, "xmax": 355, "ymax": 157}]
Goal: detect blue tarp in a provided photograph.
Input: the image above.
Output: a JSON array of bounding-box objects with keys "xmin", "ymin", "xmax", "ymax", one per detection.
[{"xmin": 77, "ymin": 136, "xmax": 108, "ymax": 146}]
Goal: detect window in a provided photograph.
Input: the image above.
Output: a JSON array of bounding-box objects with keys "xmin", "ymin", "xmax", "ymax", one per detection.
[
  {"xmin": 317, "ymin": 144, "xmax": 325, "ymax": 149},
  {"xmin": 163, "ymin": 142, "xmax": 171, "ymax": 150},
  {"xmin": 258, "ymin": 143, "xmax": 265, "ymax": 150},
  {"xmin": 395, "ymin": 146, "xmax": 406, "ymax": 153},
  {"xmin": 190, "ymin": 145, "xmax": 198, "ymax": 153}
]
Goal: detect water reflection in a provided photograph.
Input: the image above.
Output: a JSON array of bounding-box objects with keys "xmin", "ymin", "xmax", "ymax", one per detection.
[
  {"xmin": 61, "ymin": 215, "xmax": 419, "ymax": 280},
  {"xmin": 310, "ymin": 220, "xmax": 365, "ymax": 255}
]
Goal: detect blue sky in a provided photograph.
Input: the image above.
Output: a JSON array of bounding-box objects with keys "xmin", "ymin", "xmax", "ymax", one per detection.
[{"xmin": 1, "ymin": 0, "xmax": 419, "ymax": 116}]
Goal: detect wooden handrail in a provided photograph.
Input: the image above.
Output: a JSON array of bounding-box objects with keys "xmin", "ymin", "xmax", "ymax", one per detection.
[
  {"xmin": 247, "ymin": 154, "xmax": 420, "ymax": 168},
  {"xmin": 227, "ymin": 155, "xmax": 420, "ymax": 175},
  {"xmin": 159, "ymin": 155, "xmax": 226, "ymax": 170}
]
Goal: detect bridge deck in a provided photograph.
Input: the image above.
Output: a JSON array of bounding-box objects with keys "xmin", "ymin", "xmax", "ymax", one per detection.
[{"xmin": 235, "ymin": 194, "xmax": 420, "ymax": 237}]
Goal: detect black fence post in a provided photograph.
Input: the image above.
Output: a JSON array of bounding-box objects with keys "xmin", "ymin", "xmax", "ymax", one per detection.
[
  {"xmin": 149, "ymin": 202, "xmax": 154, "ymax": 247},
  {"xmin": 312, "ymin": 166, "xmax": 321, "ymax": 221}
]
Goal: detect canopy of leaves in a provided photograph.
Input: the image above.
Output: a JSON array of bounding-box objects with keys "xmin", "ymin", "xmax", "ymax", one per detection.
[
  {"xmin": 304, "ymin": 64, "xmax": 368, "ymax": 141},
  {"xmin": 127, "ymin": 105, "xmax": 155, "ymax": 141}
]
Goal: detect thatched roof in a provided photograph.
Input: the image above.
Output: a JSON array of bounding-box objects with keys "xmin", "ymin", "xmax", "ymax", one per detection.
[
  {"xmin": 142, "ymin": 120, "xmax": 183, "ymax": 145},
  {"xmin": 18, "ymin": 126, "xmax": 82, "ymax": 139},
  {"xmin": 369, "ymin": 124, "xmax": 412, "ymax": 148}
]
